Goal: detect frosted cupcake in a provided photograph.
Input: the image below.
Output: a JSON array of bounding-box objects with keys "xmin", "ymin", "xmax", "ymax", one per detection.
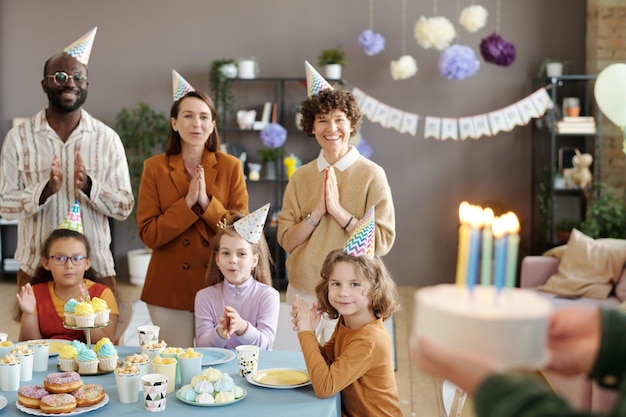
[
  {"xmin": 64, "ymin": 299, "xmax": 80, "ymax": 326},
  {"xmin": 96, "ymin": 342, "xmax": 118, "ymax": 371},
  {"xmin": 91, "ymin": 297, "xmax": 110, "ymax": 325},
  {"xmin": 74, "ymin": 301, "xmax": 95, "ymax": 327},
  {"xmin": 76, "ymin": 348, "xmax": 99, "ymax": 374},
  {"xmin": 58, "ymin": 345, "xmax": 78, "ymax": 372},
  {"xmin": 93, "ymin": 338, "xmax": 112, "ymax": 355}
]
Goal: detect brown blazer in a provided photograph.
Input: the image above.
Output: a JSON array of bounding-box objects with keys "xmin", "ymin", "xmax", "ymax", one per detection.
[{"xmin": 138, "ymin": 151, "xmax": 248, "ymax": 311}]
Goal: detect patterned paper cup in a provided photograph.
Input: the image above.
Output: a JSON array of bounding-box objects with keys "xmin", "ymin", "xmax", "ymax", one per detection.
[
  {"xmin": 236, "ymin": 344, "xmax": 259, "ymax": 377},
  {"xmin": 137, "ymin": 325, "xmax": 160, "ymax": 347},
  {"xmin": 141, "ymin": 373, "xmax": 168, "ymax": 412}
]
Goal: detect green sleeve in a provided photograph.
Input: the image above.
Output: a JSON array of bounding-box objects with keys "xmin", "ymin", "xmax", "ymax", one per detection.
[{"xmin": 589, "ymin": 309, "xmax": 626, "ymax": 389}]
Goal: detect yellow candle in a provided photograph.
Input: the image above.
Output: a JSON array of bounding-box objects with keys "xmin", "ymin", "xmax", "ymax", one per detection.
[
  {"xmin": 480, "ymin": 208, "xmax": 494, "ymax": 286},
  {"xmin": 455, "ymin": 202, "xmax": 471, "ymax": 287},
  {"xmin": 505, "ymin": 212, "xmax": 520, "ymax": 289}
]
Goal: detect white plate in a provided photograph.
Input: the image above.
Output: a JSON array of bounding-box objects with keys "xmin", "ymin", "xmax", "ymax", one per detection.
[
  {"xmin": 195, "ymin": 348, "xmax": 236, "ymax": 366},
  {"xmin": 46, "ymin": 339, "xmax": 70, "ymax": 357},
  {"xmin": 0, "ymin": 395, "xmax": 7, "ymax": 411},
  {"xmin": 176, "ymin": 387, "xmax": 246, "ymax": 406},
  {"xmin": 16, "ymin": 394, "xmax": 108, "ymax": 416},
  {"xmin": 246, "ymin": 368, "xmax": 311, "ymax": 389}
]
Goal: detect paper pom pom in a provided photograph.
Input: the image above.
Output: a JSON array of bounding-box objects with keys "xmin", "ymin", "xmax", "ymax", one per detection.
[
  {"xmin": 260, "ymin": 123, "xmax": 287, "ymax": 148},
  {"xmin": 359, "ymin": 29, "xmax": 385, "ymax": 56},
  {"xmin": 390, "ymin": 55, "xmax": 418, "ymax": 80},
  {"xmin": 480, "ymin": 33, "xmax": 516, "ymax": 67},
  {"xmin": 439, "ymin": 45, "xmax": 480, "ymax": 80},
  {"xmin": 459, "ymin": 5, "xmax": 488, "ymax": 32},
  {"xmin": 414, "ymin": 16, "xmax": 456, "ymax": 51},
  {"xmin": 356, "ymin": 139, "xmax": 373, "ymax": 159}
]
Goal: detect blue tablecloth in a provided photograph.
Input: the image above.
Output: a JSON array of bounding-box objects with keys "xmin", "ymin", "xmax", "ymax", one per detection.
[{"xmin": 0, "ymin": 346, "xmax": 340, "ymax": 417}]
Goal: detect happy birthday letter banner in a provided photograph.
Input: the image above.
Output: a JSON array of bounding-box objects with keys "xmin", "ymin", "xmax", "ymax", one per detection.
[{"xmin": 350, "ymin": 86, "xmax": 553, "ymax": 140}]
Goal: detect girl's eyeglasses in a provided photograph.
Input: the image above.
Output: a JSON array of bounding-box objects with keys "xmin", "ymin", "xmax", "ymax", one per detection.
[
  {"xmin": 47, "ymin": 255, "xmax": 88, "ymax": 266},
  {"xmin": 46, "ymin": 71, "xmax": 87, "ymax": 86}
]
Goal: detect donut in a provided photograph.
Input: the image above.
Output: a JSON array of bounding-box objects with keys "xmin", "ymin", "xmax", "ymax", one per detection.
[
  {"xmin": 44, "ymin": 371, "xmax": 83, "ymax": 393},
  {"xmin": 17, "ymin": 385, "xmax": 49, "ymax": 408},
  {"xmin": 71, "ymin": 383, "xmax": 105, "ymax": 407},
  {"xmin": 39, "ymin": 393, "xmax": 77, "ymax": 414}
]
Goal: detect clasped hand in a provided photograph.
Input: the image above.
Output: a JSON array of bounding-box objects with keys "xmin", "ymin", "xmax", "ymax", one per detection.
[
  {"xmin": 290, "ymin": 295, "xmax": 321, "ymax": 333},
  {"xmin": 186, "ymin": 164, "xmax": 210, "ymax": 211},
  {"xmin": 217, "ymin": 306, "xmax": 247, "ymax": 339}
]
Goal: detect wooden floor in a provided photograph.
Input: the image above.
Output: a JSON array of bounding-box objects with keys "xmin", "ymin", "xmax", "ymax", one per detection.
[{"xmin": 0, "ymin": 280, "xmax": 475, "ymax": 417}]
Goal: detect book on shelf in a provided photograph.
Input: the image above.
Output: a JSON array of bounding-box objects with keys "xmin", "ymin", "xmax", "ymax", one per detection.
[
  {"xmin": 561, "ymin": 116, "xmax": 595, "ymax": 123},
  {"xmin": 556, "ymin": 126, "xmax": 597, "ymax": 134},
  {"xmin": 556, "ymin": 116, "xmax": 596, "ymax": 134}
]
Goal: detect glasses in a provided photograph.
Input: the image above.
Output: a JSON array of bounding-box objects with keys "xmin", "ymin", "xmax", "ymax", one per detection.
[
  {"xmin": 46, "ymin": 71, "xmax": 87, "ymax": 86},
  {"xmin": 47, "ymin": 255, "xmax": 88, "ymax": 266}
]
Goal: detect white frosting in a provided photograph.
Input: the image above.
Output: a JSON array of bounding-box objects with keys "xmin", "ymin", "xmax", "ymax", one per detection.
[{"xmin": 413, "ymin": 284, "xmax": 552, "ymax": 369}]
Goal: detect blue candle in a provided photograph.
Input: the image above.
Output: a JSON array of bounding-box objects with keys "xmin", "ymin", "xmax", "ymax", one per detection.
[
  {"xmin": 466, "ymin": 205, "xmax": 483, "ymax": 291},
  {"xmin": 480, "ymin": 208, "xmax": 494, "ymax": 286},
  {"xmin": 492, "ymin": 216, "xmax": 508, "ymax": 293}
]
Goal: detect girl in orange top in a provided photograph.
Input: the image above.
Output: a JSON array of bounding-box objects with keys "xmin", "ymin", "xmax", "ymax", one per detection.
[{"xmin": 15, "ymin": 229, "xmax": 118, "ymax": 342}]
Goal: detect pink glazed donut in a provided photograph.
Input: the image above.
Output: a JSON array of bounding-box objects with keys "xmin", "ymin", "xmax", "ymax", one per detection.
[{"xmin": 43, "ymin": 371, "xmax": 83, "ymax": 393}]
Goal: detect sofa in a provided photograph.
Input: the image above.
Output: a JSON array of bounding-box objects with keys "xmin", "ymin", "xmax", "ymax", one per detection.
[{"xmin": 520, "ymin": 230, "xmax": 626, "ymax": 412}]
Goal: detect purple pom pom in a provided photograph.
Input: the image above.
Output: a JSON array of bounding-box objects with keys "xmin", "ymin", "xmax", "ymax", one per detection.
[
  {"xmin": 356, "ymin": 139, "xmax": 373, "ymax": 159},
  {"xmin": 260, "ymin": 123, "xmax": 287, "ymax": 148},
  {"xmin": 358, "ymin": 29, "xmax": 385, "ymax": 56},
  {"xmin": 438, "ymin": 44, "xmax": 480, "ymax": 80},
  {"xmin": 480, "ymin": 33, "xmax": 516, "ymax": 67}
]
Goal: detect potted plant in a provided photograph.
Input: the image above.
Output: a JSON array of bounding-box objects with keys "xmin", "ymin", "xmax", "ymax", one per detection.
[
  {"xmin": 209, "ymin": 58, "xmax": 238, "ymax": 128},
  {"xmin": 318, "ymin": 47, "xmax": 346, "ymax": 80},
  {"xmin": 115, "ymin": 102, "xmax": 169, "ymax": 285},
  {"xmin": 257, "ymin": 147, "xmax": 285, "ymax": 180},
  {"xmin": 237, "ymin": 56, "xmax": 258, "ymax": 79},
  {"xmin": 580, "ymin": 189, "xmax": 626, "ymax": 239},
  {"xmin": 538, "ymin": 58, "xmax": 570, "ymax": 78},
  {"xmin": 555, "ymin": 219, "xmax": 580, "ymax": 244}
]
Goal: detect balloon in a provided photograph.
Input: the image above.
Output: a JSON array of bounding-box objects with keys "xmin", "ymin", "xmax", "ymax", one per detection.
[{"xmin": 594, "ymin": 63, "xmax": 626, "ymax": 128}]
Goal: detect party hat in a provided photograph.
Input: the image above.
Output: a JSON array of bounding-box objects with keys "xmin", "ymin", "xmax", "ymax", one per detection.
[
  {"xmin": 305, "ymin": 61, "xmax": 333, "ymax": 97},
  {"xmin": 59, "ymin": 200, "xmax": 84, "ymax": 233},
  {"xmin": 63, "ymin": 27, "xmax": 97, "ymax": 66},
  {"xmin": 234, "ymin": 203, "xmax": 270, "ymax": 243},
  {"xmin": 172, "ymin": 70, "xmax": 195, "ymax": 101},
  {"xmin": 343, "ymin": 206, "xmax": 375, "ymax": 258}
]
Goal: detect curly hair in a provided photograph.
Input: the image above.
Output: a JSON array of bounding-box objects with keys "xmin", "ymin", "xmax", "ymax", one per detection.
[
  {"xmin": 315, "ymin": 249, "xmax": 400, "ymax": 321},
  {"xmin": 299, "ymin": 87, "xmax": 362, "ymax": 138},
  {"xmin": 206, "ymin": 212, "xmax": 273, "ymax": 287}
]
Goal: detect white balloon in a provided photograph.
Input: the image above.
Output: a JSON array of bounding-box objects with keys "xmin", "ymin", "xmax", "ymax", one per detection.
[{"xmin": 594, "ymin": 63, "xmax": 626, "ymax": 128}]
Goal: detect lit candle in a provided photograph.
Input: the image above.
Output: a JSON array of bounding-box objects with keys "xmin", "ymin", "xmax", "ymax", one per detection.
[
  {"xmin": 480, "ymin": 208, "xmax": 494, "ymax": 286},
  {"xmin": 466, "ymin": 205, "xmax": 483, "ymax": 291},
  {"xmin": 505, "ymin": 212, "xmax": 520, "ymax": 289},
  {"xmin": 455, "ymin": 202, "xmax": 471, "ymax": 287},
  {"xmin": 492, "ymin": 216, "xmax": 508, "ymax": 293}
]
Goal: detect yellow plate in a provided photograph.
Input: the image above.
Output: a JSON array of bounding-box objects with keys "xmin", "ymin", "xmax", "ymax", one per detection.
[
  {"xmin": 252, "ymin": 369, "xmax": 310, "ymax": 386},
  {"xmin": 47, "ymin": 339, "xmax": 70, "ymax": 356}
]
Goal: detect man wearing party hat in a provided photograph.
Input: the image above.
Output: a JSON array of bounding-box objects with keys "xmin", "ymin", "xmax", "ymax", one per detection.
[
  {"xmin": 277, "ymin": 61, "xmax": 396, "ymax": 342},
  {"xmin": 195, "ymin": 204, "xmax": 279, "ymax": 350},
  {"xmin": 0, "ymin": 27, "xmax": 133, "ymax": 289},
  {"xmin": 138, "ymin": 70, "xmax": 247, "ymax": 347}
]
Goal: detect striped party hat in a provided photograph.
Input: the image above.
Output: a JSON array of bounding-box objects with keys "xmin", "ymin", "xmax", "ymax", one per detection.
[
  {"xmin": 63, "ymin": 27, "xmax": 97, "ymax": 66},
  {"xmin": 343, "ymin": 206, "xmax": 375, "ymax": 258},
  {"xmin": 172, "ymin": 70, "xmax": 195, "ymax": 101},
  {"xmin": 234, "ymin": 203, "xmax": 270, "ymax": 243},
  {"xmin": 305, "ymin": 61, "xmax": 333, "ymax": 97},
  {"xmin": 59, "ymin": 200, "xmax": 84, "ymax": 234}
]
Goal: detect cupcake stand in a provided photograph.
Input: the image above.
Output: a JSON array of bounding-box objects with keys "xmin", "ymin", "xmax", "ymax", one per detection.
[{"xmin": 63, "ymin": 321, "xmax": 112, "ymax": 348}]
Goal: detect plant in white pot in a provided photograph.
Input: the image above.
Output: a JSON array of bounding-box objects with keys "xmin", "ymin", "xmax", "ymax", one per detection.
[
  {"xmin": 318, "ymin": 47, "xmax": 346, "ymax": 80},
  {"xmin": 115, "ymin": 102, "xmax": 169, "ymax": 285}
]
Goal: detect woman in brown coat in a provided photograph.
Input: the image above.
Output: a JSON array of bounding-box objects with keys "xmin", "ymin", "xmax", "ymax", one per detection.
[{"xmin": 138, "ymin": 85, "xmax": 248, "ymax": 347}]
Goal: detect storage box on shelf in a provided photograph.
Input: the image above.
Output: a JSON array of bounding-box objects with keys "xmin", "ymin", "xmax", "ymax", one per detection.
[{"xmin": 530, "ymin": 75, "xmax": 603, "ymax": 254}]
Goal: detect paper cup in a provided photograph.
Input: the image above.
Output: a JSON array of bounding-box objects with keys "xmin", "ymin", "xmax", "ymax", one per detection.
[
  {"xmin": 0, "ymin": 333, "xmax": 7, "ymax": 342},
  {"xmin": 15, "ymin": 351, "xmax": 33, "ymax": 381},
  {"xmin": 159, "ymin": 348, "xmax": 182, "ymax": 386},
  {"xmin": 138, "ymin": 325, "xmax": 160, "ymax": 347},
  {"xmin": 116, "ymin": 370, "xmax": 141, "ymax": 403},
  {"xmin": 0, "ymin": 361, "xmax": 21, "ymax": 391},
  {"xmin": 151, "ymin": 359, "xmax": 176, "ymax": 394},
  {"xmin": 177, "ymin": 352, "xmax": 203, "ymax": 386},
  {"xmin": 28, "ymin": 340, "xmax": 50, "ymax": 372},
  {"xmin": 142, "ymin": 373, "xmax": 168, "ymax": 412},
  {"xmin": 236, "ymin": 344, "xmax": 260, "ymax": 377}
]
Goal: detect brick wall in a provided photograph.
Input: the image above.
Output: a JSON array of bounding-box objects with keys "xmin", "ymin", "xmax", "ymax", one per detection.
[{"xmin": 587, "ymin": 0, "xmax": 626, "ymax": 194}]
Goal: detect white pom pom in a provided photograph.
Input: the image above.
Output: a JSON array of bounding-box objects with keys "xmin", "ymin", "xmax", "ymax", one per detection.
[
  {"xmin": 390, "ymin": 55, "xmax": 418, "ymax": 80},
  {"xmin": 414, "ymin": 16, "xmax": 456, "ymax": 51},
  {"xmin": 459, "ymin": 5, "xmax": 488, "ymax": 32}
]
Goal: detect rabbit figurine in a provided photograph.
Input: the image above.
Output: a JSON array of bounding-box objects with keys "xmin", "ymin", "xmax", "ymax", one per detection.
[{"xmin": 570, "ymin": 149, "xmax": 593, "ymax": 188}]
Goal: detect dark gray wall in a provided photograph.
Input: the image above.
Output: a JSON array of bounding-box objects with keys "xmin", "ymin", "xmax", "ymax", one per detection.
[{"xmin": 0, "ymin": 0, "xmax": 586, "ymax": 286}]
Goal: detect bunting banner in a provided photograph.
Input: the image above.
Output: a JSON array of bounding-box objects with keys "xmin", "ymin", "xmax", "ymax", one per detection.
[{"xmin": 350, "ymin": 86, "xmax": 553, "ymax": 140}]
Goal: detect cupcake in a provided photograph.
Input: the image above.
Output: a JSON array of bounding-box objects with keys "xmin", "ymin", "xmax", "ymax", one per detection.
[
  {"xmin": 76, "ymin": 348, "xmax": 99, "ymax": 374},
  {"xmin": 70, "ymin": 340, "xmax": 87, "ymax": 353},
  {"xmin": 91, "ymin": 297, "xmax": 110, "ymax": 325},
  {"xmin": 96, "ymin": 342, "xmax": 118, "ymax": 371},
  {"xmin": 58, "ymin": 345, "xmax": 78, "ymax": 372},
  {"xmin": 74, "ymin": 301, "xmax": 95, "ymax": 327},
  {"xmin": 93, "ymin": 338, "xmax": 112, "ymax": 355},
  {"xmin": 64, "ymin": 299, "xmax": 80, "ymax": 326}
]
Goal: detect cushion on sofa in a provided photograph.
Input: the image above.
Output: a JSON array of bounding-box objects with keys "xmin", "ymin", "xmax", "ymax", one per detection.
[{"xmin": 539, "ymin": 229, "xmax": 626, "ymax": 299}]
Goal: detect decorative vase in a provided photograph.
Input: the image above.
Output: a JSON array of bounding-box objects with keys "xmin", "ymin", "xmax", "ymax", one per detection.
[
  {"xmin": 238, "ymin": 59, "xmax": 256, "ymax": 79},
  {"xmin": 324, "ymin": 64, "xmax": 342, "ymax": 80},
  {"xmin": 546, "ymin": 62, "xmax": 563, "ymax": 77},
  {"xmin": 128, "ymin": 248, "xmax": 152, "ymax": 286},
  {"xmin": 264, "ymin": 161, "xmax": 276, "ymax": 180}
]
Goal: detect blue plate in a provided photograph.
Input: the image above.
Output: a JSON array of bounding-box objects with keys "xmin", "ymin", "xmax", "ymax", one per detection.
[{"xmin": 195, "ymin": 347, "xmax": 236, "ymax": 366}]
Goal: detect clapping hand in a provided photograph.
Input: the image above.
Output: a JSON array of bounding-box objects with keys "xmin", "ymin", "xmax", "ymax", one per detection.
[
  {"xmin": 218, "ymin": 306, "xmax": 248, "ymax": 339},
  {"xmin": 16, "ymin": 283, "xmax": 37, "ymax": 315},
  {"xmin": 291, "ymin": 295, "xmax": 321, "ymax": 333},
  {"xmin": 74, "ymin": 152, "xmax": 91, "ymax": 194},
  {"xmin": 49, "ymin": 155, "xmax": 64, "ymax": 194}
]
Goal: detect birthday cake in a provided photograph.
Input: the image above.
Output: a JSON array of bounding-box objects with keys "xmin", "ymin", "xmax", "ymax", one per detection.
[{"xmin": 413, "ymin": 284, "xmax": 552, "ymax": 369}]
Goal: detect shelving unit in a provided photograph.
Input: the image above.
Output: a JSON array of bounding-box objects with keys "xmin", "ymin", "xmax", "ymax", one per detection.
[
  {"xmin": 219, "ymin": 77, "xmax": 325, "ymax": 289},
  {"xmin": 530, "ymin": 75, "xmax": 603, "ymax": 253},
  {"xmin": 0, "ymin": 217, "xmax": 18, "ymax": 278}
]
